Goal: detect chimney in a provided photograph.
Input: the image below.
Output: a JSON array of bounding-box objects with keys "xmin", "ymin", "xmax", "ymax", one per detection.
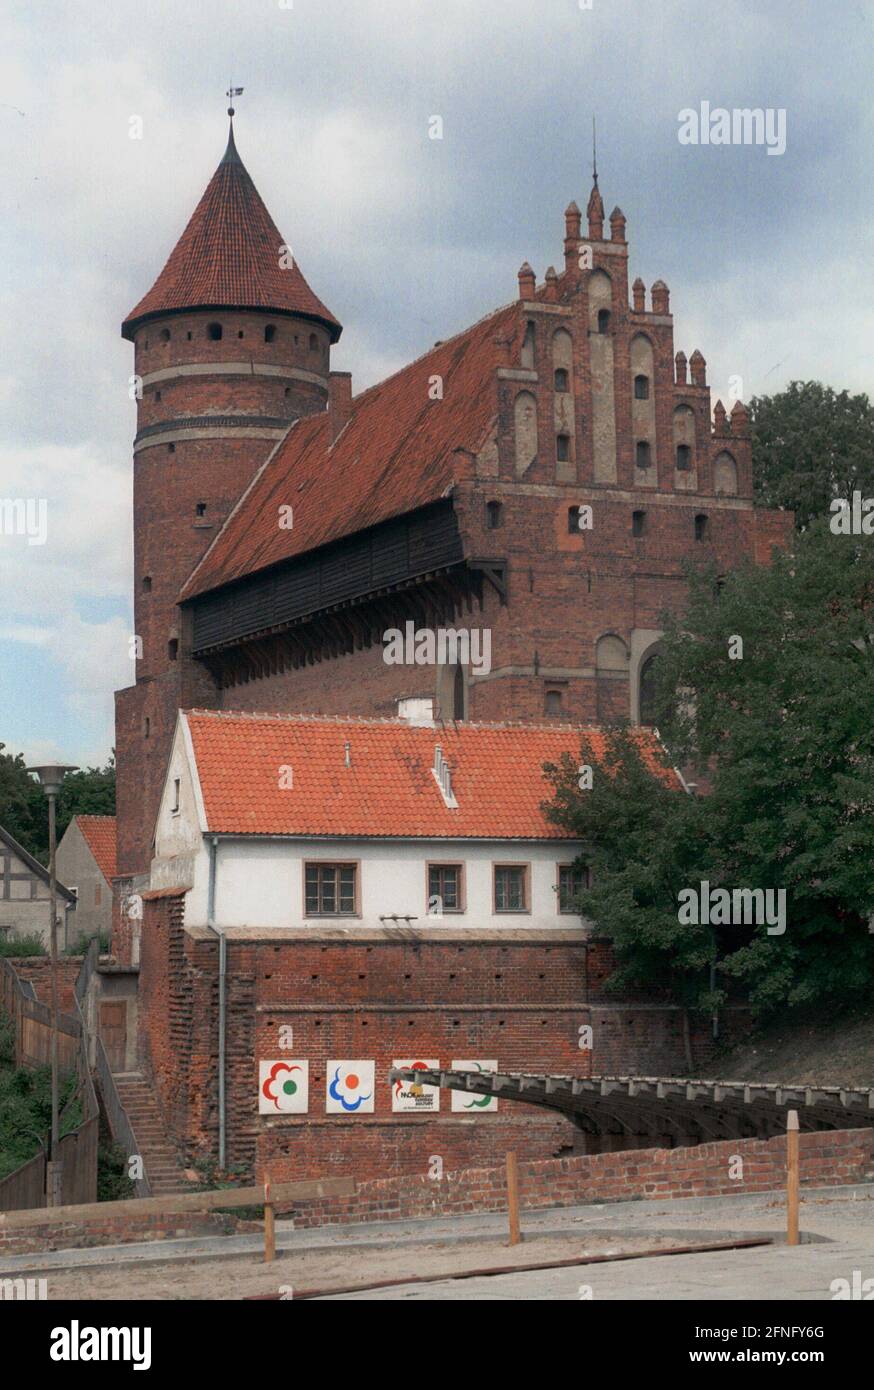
[
  {"xmin": 397, "ymin": 696, "xmax": 434, "ymax": 726},
  {"xmin": 432, "ymin": 744, "xmax": 458, "ymax": 808},
  {"xmin": 328, "ymin": 371, "xmax": 352, "ymax": 443}
]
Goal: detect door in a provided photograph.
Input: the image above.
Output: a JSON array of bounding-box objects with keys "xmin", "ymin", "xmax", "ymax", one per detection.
[{"xmin": 100, "ymin": 1002, "xmax": 127, "ymax": 1072}]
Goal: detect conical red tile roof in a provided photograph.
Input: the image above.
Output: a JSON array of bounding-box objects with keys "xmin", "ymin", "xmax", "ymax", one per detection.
[{"xmin": 122, "ymin": 123, "xmax": 341, "ymax": 341}]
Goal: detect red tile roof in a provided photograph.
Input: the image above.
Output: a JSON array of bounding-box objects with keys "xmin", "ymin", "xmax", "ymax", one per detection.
[
  {"xmin": 123, "ymin": 124, "xmax": 340, "ymax": 341},
  {"xmin": 180, "ymin": 299, "xmax": 518, "ymax": 600},
  {"xmin": 75, "ymin": 815, "xmax": 118, "ymax": 882},
  {"xmin": 183, "ymin": 711, "xmax": 681, "ymax": 839}
]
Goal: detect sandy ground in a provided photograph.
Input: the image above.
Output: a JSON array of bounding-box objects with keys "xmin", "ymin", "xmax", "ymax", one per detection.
[{"xmin": 39, "ymin": 1231, "xmax": 686, "ymax": 1300}]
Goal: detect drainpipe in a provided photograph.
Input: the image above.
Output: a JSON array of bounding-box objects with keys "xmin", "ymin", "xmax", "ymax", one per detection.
[{"xmin": 206, "ymin": 836, "xmax": 226, "ymax": 1169}]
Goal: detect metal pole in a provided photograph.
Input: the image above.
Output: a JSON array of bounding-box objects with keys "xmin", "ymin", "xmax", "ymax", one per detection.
[{"xmin": 47, "ymin": 790, "xmax": 62, "ymax": 1207}]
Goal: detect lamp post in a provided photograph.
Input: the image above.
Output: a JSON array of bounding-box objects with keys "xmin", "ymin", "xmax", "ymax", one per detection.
[{"xmin": 26, "ymin": 762, "xmax": 77, "ymax": 1206}]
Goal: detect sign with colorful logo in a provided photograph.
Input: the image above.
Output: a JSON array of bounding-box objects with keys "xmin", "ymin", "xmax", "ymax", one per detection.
[
  {"xmin": 392, "ymin": 1059, "xmax": 440, "ymax": 1113},
  {"xmin": 259, "ymin": 1060, "xmax": 309, "ymax": 1114},
  {"xmin": 450, "ymin": 1059, "xmax": 499, "ymax": 1112},
  {"xmin": 326, "ymin": 1060, "xmax": 375, "ymax": 1114}
]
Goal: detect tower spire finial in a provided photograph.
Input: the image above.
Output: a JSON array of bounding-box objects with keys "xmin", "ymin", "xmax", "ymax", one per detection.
[
  {"xmin": 223, "ymin": 83, "xmax": 244, "ymax": 164},
  {"xmin": 592, "ymin": 114, "xmax": 598, "ymax": 187}
]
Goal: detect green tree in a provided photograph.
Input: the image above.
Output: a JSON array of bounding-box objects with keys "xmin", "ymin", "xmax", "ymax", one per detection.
[
  {"xmin": 544, "ymin": 521, "xmax": 874, "ymax": 1018},
  {"xmin": 751, "ymin": 381, "xmax": 874, "ymax": 531},
  {"xmin": 0, "ymin": 746, "xmax": 115, "ymax": 863}
]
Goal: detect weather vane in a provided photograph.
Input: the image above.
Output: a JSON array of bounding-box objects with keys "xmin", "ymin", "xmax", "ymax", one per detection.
[{"xmin": 227, "ymin": 83, "xmax": 244, "ymax": 118}]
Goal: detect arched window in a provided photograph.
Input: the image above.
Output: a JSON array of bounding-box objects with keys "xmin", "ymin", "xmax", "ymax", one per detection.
[
  {"xmin": 634, "ymin": 374, "xmax": 649, "ymax": 400},
  {"xmin": 568, "ymin": 505, "xmax": 581, "ymax": 533},
  {"xmin": 142, "ymin": 575, "xmax": 152, "ymax": 592},
  {"xmin": 513, "ymin": 390, "xmax": 538, "ymax": 475},
  {"xmin": 159, "ymin": 328, "xmax": 170, "ymax": 343},
  {"xmin": 264, "ymin": 324, "xmax": 276, "ymax": 343},
  {"xmin": 309, "ymin": 333, "xmax": 318, "ymax": 352},
  {"xmin": 207, "ymin": 322, "xmax": 223, "ymax": 341},
  {"xmin": 556, "ymin": 434, "xmax": 570, "ymax": 462},
  {"xmin": 485, "ymin": 500, "xmax": 503, "ymax": 530},
  {"xmin": 695, "ymin": 513, "xmax": 709, "ymax": 541},
  {"xmin": 639, "ymin": 654, "xmax": 660, "ymax": 726},
  {"xmin": 676, "ymin": 444, "xmax": 691, "ymax": 470},
  {"xmin": 632, "ymin": 510, "xmax": 646, "ymax": 537},
  {"xmin": 554, "ymin": 367, "xmax": 569, "ymax": 392},
  {"xmin": 168, "ymin": 638, "xmax": 178, "ymax": 662},
  {"xmin": 636, "ymin": 441, "xmax": 651, "ymax": 468},
  {"xmin": 597, "ymin": 308, "xmax": 611, "ymax": 334}
]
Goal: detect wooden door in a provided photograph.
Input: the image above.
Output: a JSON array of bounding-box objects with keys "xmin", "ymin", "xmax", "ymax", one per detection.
[{"xmin": 100, "ymin": 1002, "xmax": 127, "ymax": 1072}]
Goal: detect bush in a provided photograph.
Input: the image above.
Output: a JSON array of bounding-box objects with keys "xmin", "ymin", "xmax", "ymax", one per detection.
[{"xmin": 0, "ymin": 933, "xmax": 47, "ymax": 957}]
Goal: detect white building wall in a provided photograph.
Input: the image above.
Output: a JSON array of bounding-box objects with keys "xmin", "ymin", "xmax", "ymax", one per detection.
[
  {"xmin": 149, "ymin": 719, "xmax": 589, "ymax": 933},
  {"xmin": 201, "ymin": 836, "xmax": 586, "ymax": 931}
]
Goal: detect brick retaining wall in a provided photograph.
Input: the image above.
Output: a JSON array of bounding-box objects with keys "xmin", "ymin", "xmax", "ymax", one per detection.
[{"xmin": 2, "ymin": 1128, "xmax": 870, "ymax": 1256}]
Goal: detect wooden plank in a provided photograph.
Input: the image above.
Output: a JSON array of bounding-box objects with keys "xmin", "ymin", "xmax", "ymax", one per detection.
[
  {"xmin": 506, "ymin": 1152, "xmax": 521, "ymax": 1247},
  {"xmin": 1, "ymin": 1176, "xmax": 357, "ymax": 1227}
]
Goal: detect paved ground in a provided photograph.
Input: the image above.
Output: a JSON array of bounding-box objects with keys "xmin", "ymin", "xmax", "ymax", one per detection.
[{"xmin": 3, "ymin": 1183, "xmax": 872, "ymax": 1300}]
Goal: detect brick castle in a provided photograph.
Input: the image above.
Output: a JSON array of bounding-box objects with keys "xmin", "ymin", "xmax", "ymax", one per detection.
[{"xmin": 112, "ymin": 117, "xmax": 791, "ymax": 1181}]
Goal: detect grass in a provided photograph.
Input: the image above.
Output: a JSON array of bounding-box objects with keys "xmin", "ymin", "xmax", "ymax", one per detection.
[{"xmin": 0, "ymin": 933, "xmax": 47, "ymax": 958}]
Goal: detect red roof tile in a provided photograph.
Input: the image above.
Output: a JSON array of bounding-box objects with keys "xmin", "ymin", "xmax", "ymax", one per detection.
[
  {"xmin": 180, "ymin": 300, "xmax": 518, "ymax": 600},
  {"xmin": 183, "ymin": 711, "xmax": 681, "ymax": 839},
  {"xmin": 75, "ymin": 815, "xmax": 118, "ymax": 882},
  {"xmin": 122, "ymin": 124, "xmax": 340, "ymax": 341}
]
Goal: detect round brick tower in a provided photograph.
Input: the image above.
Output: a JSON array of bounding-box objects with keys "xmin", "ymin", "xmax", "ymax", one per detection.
[{"xmin": 115, "ymin": 116, "xmax": 341, "ymax": 881}]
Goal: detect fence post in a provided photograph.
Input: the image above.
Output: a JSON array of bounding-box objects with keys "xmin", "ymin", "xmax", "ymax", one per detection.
[
  {"xmin": 786, "ymin": 1109, "xmax": 800, "ymax": 1247},
  {"xmin": 506, "ymin": 1152, "xmax": 521, "ymax": 1246},
  {"xmin": 264, "ymin": 1174, "xmax": 276, "ymax": 1263}
]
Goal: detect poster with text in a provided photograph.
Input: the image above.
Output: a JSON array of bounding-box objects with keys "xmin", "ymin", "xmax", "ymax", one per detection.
[{"xmin": 392, "ymin": 1058, "xmax": 441, "ymax": 1113}]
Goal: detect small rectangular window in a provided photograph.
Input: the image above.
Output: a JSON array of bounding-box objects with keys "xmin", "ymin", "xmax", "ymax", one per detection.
[
  {"xmin": 558, "ymin": 864, "xmax": 589, "ymax": 913},
  {"xmin": 556, "ymin": 434, "xmax": 570, "ymax": 462},
  {"xmin": 427, "ymin": 864, "xmax": 464, "ymax": 913},
  {"xmin": 494, "ymin": 864, "xmax": 529, "ymax": 913},
  {"xmin": 632, "ymin": 510, "xmax": 646, "ymax": 538},
  {"xmin": 305, "ymin": 862, "xmax": 357, "ymax": 916},
  {"xmin": 171, "ymin": 777, "xmax": 181, "ymax": 814}
]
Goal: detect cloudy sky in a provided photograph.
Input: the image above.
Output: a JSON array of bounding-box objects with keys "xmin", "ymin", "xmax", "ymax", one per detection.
[{"xmin": 1, "ymin": 0, "xmax": 872, "ymax": 769}]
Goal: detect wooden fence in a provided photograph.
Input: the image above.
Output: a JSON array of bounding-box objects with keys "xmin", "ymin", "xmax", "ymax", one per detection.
[{"xmin": 0, "ymin": 955, "xmax": 99, "ymax": 1212}]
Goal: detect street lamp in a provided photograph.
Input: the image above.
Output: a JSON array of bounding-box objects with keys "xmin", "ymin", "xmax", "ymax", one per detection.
[{"xmin": 26, "ymin": 762, "xmax": 77, "ymax": 1207}]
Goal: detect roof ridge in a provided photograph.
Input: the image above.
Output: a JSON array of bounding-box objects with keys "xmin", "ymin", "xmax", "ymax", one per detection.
[{"xmin": 184, "ymin": 708, "xmax": 620, "ymax": 733}]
